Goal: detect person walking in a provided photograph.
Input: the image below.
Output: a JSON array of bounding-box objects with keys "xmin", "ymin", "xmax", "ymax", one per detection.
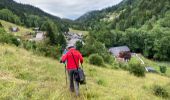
[{"xmin": 61, "ymin": 45, "xmax": 83, "ymax": 96}]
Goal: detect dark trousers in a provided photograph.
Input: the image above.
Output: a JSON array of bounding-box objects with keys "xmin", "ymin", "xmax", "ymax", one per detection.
[{"xmin": 68, "ymin": 69, "xmax": 79, "ymax": 95}]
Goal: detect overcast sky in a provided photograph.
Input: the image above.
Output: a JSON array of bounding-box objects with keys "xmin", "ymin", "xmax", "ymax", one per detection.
[{"xmin": 14, "ymin": 0, "xmax": 123, "ymax": 20}]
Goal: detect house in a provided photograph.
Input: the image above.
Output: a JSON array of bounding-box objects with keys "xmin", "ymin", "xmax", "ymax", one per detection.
[
  {"xmin": 35, "ymin": 32, "xmax": 45, "ymax": 41},
  {"xmin": 109, "ymin": 46, "xmax": 131, "ymax": 61},
  {"xmin": 10, "ymin": 27, "xmax": 19, "ymax": 32},
  {"xmin": 30, "ymin": 32, "xmax": 46, "ymax": 41}
]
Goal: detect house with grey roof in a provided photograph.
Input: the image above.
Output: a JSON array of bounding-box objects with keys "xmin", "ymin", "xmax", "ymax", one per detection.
[
  {"xmin": 109, "ymin": 46, "xmax": 131, "ymax": 62},
  {"xmin": 109, "ymin": 46, "xmax": 130, "ymax": 57}
]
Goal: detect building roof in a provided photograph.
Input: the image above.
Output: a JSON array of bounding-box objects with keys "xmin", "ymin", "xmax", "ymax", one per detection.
[
  {"xmin": 36, "ymin": 32, "xmax": 44, "ymax": 39},
  {"xmin": 109, "ymin": 46, "xmax": 130, "ymax": 56},
  {"xmin": 11, "ymin": 27, "xmax": 18, "ymax": 32}
]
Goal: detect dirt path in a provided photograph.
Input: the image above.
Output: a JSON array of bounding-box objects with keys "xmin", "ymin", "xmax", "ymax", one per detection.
[{"xmin": 135, "ymin": 53, "xmax": 145, "ymax": 65}]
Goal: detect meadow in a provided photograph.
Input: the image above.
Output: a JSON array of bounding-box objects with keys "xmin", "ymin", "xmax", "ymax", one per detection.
[{"xmin": 0, "ymin": 44, "xmax": 170, "ymax": 100}]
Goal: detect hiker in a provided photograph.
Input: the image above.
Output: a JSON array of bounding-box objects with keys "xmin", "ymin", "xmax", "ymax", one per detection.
[{"xmin": 60, "ymin": 45, "xmax": 83, "ymax": 96}]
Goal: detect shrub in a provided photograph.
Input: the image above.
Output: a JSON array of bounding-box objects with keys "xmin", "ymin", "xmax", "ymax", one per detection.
[
  {"xmin": 153, "ymin": 85, "xmax": 169, "ymax": 98},
  {"xmin": 0, "ymin": 22, "xmax": 2, "ymax": 27},
  {"xmin": 75, "ymin": 40, "xmax": 83, "ymax": 51},
  {"xmin": 119, "ymin": 63, "xmax": 129, "ymax": 70},
  {"xmin": 0, "ymin": 29, "xmax": 20, "ymax": 46},
  {"xmin": 129, "ymin": 62, "xmax": 145, "ymax": 77},
  {"xmin": 100, "ymin": 53, "xmax": 115, "ymax": 64},
  {"xmin": 160, "ymin": 66, "xmax": 167, "ymax": 74},
  {"xmin": 89, "ymin": 54, "xmax": 104, "ymax": 66}
]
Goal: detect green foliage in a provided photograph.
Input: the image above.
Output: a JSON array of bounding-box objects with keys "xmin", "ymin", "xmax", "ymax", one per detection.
[
  {"xmin": 0, "ymin": 0, "xmax": 69, "ymax": 32},
  {"xmin": 0, "ymin": 9, "xmax": 21, "ymax": 24},
  {"xmin": 57, "ymin": 33, "xmax": 66, "ymax": 48},
  {"xmin": 159, "ymin": 66, "xmax": 167, "ymax": 74},
  {"xmin": 23, "ymin": 41, "xmax": 37, "ymax": 50},
  {"xmin": 129, "ymin": 62, "xmax": 145, "ymax": 77},
  {"xmin": 0, "ymin": 22, "xmax": 2, "ymax": 27},
  {"xmin": 75, "ymin": 40, "xmax": 83, "ymax": 51},
  {"xmin": 100, "ymin": 52, "xmax": 115, "ymax": 64},
  {"xmin": 82, "ymin": 36, "xmax": 114, "ymax": 64},
  {"xmin": 89, "ymin": 54, "xmax": 104, "ymax": 66},
  {"xmin": 35, "ymin": 42, "xmax": 62, "ymax": 59},
  {"xmin": 81, "ymin": 36, "xmax": 105, "ymax": 56},
  {"xmin": 75, "ymin": 0, "xmax": 170, "ymax": 62},
  {"xmin": 0, "ymin": 28, "xmax": 20, "ymax": 46},
  {"xmin": 118, "ymin": 63, "xmax": 129, "ymax": 70},
  {"xmin": 154, "ymin": 36, "xmax": 170, "ymax": 61},
  {"xmin": 153, "ymin": 85, "xmax": 169, "ymax": 98}
]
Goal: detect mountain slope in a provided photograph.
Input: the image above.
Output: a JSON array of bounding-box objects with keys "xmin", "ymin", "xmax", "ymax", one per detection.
[
  {"xmin": 0, "ymin": 44, "xmax": 170, "ymax": 100},
  {"xmin": 75, "ymin": 0, "xmax": 170, "ymax": 61},
  {"xmin": 0, "ymin": 20, "xmax": 33, "ymax": 37},
  {"xmin": 0, "ymin": 0, "xmax": 68, "ymax": 32},
  {"xmin": 0, "ymin": 0, "xmax": 61, "ymax": 22},
  {"xmin": 76, "ymin": 0, "xmax": 170, "ymax": 31}
]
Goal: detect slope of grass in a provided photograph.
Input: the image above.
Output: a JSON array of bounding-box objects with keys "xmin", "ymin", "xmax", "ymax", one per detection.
[
  {"xmin": 0, "ymin": 20, "xmax": 33, "ymax": 37},
  {"xmin": 0, "ymin": 44, "xmax": 170, "ymax": 100},
  {"xmin": 69, "ymin": 28, "xmax": 88, "ymax": 36},
  {"xmin": 138, "ymin": 54, "xmax": 170, "ymax": 77}
]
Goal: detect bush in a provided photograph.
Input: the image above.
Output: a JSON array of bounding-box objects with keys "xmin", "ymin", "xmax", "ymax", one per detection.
[
  {"xmin": 160, "ymin": 66, "xmax": 167, "ymax": 74},
  {"xmin": 100, "ymin": 53, "xmax": 115, "ymax": 64},
  {"xmin": 0, "ymin": 28, "xmax": 20, "ymax": 46},
  {"xmin": 153, "ymin": 85, "xmax": 169, "ymax": 98},
  {"xmin": 0, "ymin": 22, "xmax": 2, "ymax": 27},
  {"xmin": 89, "ymin": 54, "xmax": 104, "ymax": 66},
  {"xmin": 129, "ymin": 62, "xmax": 145, "ymax": 77},
  {"xmin": 76, "ymin": 40, "xmax": 83, "ymax": 51},
  {"xmin": 119, "ymin": 63, "xmax": 129, "ymax": 70}
]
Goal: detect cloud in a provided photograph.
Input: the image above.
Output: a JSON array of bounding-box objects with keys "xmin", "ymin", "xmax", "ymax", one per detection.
[{"xmin": 14, "ymin": 0, "xmax": 123, "ymax": 20}]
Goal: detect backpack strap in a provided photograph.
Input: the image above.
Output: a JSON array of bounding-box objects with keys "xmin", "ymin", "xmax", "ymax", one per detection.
[{"xmin": 71, "ymin": 52, "xmax": 79, "ymax": 70}]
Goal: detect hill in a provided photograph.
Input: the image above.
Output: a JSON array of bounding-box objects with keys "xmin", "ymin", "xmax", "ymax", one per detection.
[
  {"xmin": 76, "ymin": 0, "xmax": 170, "ymax": 30},
  {"xmin": 0, "ymin": 0, "xmax": 68, "ymax": 32},
  {"xmin": 0, "ymin": 44, "xmax": 170, "ymax": 100},
  {"xmin": 75, "ymin": 0, "xmax": 170, "ymax": 61},
  {"xmin": 0, "ymin": 20, "xmax": 33, "ymax": 37}
]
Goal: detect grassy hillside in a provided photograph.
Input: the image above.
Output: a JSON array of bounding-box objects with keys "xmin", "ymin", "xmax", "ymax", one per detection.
[
  {"xmin": 0, "ymin": 44, "xmax": 170, "ymax": 100},
  {"xmin": 139, "ymin": 55, "xmax": 170, "ymax": 76},
  {"xmin": 0, "ymin": 20, "xmax": 33, "ymax": 37},
  {"xmin": 69, "ymin": 28, "xmax": 88, "ymax": 36}
]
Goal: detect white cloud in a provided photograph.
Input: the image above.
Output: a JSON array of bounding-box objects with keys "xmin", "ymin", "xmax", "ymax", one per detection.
[{"xmin": 14, "ymin": 0, "xmax": 123, "ymax": 20}]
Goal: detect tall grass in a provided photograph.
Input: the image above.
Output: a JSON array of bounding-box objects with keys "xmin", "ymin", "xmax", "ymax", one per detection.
[{"xmin": 0, "ymin": 44, "xmax": 170, "ymax": 100}]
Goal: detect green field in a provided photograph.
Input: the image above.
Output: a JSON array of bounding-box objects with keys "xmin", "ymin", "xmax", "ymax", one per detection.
[
  {"xmin": 69, "ymin": 28, "xmax": 88, "ymax": 36},
  {"xmin": 136, "ymin": 54, "xmax": 170, "ymax": 77},
  {"xmin": 0, "ymin": 20, "xmax": 33, "ymax": 37},
  {"xmin": 0, "ymin": 44, "xmax": 170, "ymax": 100}
]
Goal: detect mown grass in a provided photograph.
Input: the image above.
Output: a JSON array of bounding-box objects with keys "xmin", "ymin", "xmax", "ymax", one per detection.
[
  {"xmin": 0, "ymin": 44, "xmax": 170, "ymax": 100},
  {"xmin": 69, "ymin": 28, "xmax": 89, "ymax": 36}
]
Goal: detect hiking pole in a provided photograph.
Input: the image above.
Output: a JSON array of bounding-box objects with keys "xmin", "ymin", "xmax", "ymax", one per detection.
[{"xmin": 64, "ymin": 64, "xmax": 68, "ymax": 85}]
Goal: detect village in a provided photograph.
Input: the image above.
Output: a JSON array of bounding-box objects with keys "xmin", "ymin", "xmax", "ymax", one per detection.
[{"xmin": 7, "ymin": 24, "xmax": 158, "ymax": 73}]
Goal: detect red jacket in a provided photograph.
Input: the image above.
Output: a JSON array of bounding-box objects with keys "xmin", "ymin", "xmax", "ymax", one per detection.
[{"xmin": 61, "ymin": 48, "xmax": 83, "ymax": 70}]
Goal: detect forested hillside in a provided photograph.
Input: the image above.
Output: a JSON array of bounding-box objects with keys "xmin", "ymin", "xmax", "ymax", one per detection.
[
  {"xmin": 0, "ymin": 0, "xmax": 68, "ymax": 31},
  {"xmin": 0, "ymin": 0, "xmax": 68, "ymax": 60},
  {"xmin": 75, "ymin": 0, "xmax": 170, "ymax": 61}
]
